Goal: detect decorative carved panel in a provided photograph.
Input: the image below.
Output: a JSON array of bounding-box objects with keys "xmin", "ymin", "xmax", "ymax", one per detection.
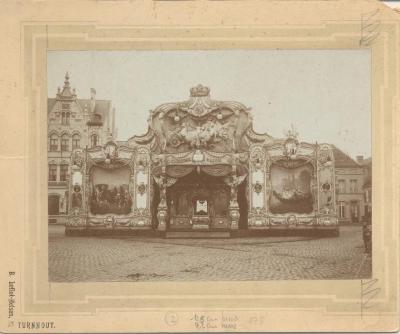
[{"xmin": 249, "ymin": 145, "xmax": 266, "ymax": 216}]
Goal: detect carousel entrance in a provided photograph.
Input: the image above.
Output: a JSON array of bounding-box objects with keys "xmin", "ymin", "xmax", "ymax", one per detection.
[{"xmin": 166, "ymin": 171, "xmax": 231, "ymax": 230}]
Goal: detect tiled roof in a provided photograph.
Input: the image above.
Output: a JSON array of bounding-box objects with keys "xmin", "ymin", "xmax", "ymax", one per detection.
[
  {"xmin": 360, "ymin": 157, "xmax": 372, "ymax": 166},
  {"xmin": 332, "ymin": 146, "xmax": 361, "ymax": 168},
  {"xmin": 47, "ymin": 98, "xmax": 112, "ymax": 122},
  {"xmin": 77, "ymin": 99, "xmax": 111, "ymax": 121}
]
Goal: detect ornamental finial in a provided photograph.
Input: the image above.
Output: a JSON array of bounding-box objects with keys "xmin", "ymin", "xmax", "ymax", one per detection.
[
  {"xmin": 64, "ymin": 71, "xmax": 70, "ymax": 87},
  {"xmin": 285, "ymin": 124, "xmax": 299, "ymax": 140}
]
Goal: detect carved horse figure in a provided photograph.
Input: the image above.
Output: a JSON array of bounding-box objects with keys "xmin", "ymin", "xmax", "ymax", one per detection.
[{"xmin": 175, "ymin": 120, "xmax": 229, "ymax": 149}]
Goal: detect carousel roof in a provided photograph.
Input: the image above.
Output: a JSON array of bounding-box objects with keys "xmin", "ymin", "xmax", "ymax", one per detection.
[
  {"xmin": 127, "ymin": 85, "xmax": 274, "ymax": 153},
  {"xmin": 150, "ymin": 84, "xmax": 251, "ymax": 119}
]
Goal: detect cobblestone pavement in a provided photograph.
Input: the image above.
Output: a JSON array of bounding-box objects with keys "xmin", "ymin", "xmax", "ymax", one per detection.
[{"xmin": 49, "ymin": 225, "xmax": 372, "ymax": 282}]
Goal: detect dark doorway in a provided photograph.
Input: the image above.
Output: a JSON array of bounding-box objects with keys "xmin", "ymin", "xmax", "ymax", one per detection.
[{"xmin": 150, "ymin": 180, "xmax": 160, "ymax": 229}]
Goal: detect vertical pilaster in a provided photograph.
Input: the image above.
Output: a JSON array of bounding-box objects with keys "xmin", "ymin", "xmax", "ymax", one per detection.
[
  {"xmin": 229, "ymin": 164, "xmax": 240, "ymax": 230},
  {"xmin": 157, "ymin": 166, "xmax": 168, "ymax": 232},
  {"xmin": 248, "ymin": 145, "xmax": 267, "ymax": 228}
]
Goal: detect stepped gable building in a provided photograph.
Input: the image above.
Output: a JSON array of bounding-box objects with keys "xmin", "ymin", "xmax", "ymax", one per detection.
[
  {"xmin": 333, "ymin": 146, "xmax": 365, "ymax": 223},
  {"xmin": 47, "ymin": 72, "xmax": 116, "ymax": 224},
  {"xmin": 65, "ymin": 84, "xmax": 339, "ymax": 236}
]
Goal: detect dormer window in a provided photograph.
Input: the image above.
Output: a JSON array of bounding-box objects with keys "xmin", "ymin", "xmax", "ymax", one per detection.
[{"xmin": 61, "ymin": 112, "xmax": 70, "ymax": 125}]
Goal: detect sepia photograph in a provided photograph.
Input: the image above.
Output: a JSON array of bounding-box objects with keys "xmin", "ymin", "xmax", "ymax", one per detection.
[
  {"xmin": 2, "ymin": 0, "xmax": 400, "ymax": 331},
  {"xmin": 47, "ymin": 50, "xmax": 372, "ymax": 282}
]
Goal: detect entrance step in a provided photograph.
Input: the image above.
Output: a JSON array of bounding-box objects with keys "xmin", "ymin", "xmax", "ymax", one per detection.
[{"xmin": 165, "ymin": 231, "xmax": 231, "ymax": 239}]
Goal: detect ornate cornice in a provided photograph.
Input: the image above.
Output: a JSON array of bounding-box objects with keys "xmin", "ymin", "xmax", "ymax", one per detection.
[
  {"xmin": 150, "ymin": 85, "xmax": 250, "ymax": 119},
  {"xmin": 245, "ymin": 126, "xmax": 273, "ymax": 144}
]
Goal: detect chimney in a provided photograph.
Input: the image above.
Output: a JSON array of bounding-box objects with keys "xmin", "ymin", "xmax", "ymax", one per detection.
[
  {"xmin": 356, "ymin": 155, "xmax": 364, "ymax": 164},
  {"xmin": 90, "ymin": 88, "xmax": 96, "ymax": 113}
]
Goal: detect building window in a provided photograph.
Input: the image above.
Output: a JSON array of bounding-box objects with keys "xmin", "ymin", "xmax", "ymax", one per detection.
[
  {"xmin": 49, "ymin": 164, "xmax": 57, "ymax": 181},
  {"xmin": 365, "ymin": 189, "xmax": 370, "ymax": 203},
  {"xmin": 350, "ymin": 201, "xmax": 359, "ymax": 223},
  {"xmin": 61, "ymin": 112, "xmax": 70, "ymax": 125},
  {"xmin": 62, "ymin": 103, "xmax": 70, "ymax": 110},
  {"xmin": 339, "ymin": 202, "xmax": 345, "ymax": 219},
  {"xmin": 49, "ymin": 134, "xmax": 58, "ymax": 151},
  {"xmin": 338, "ymin": 179, "xmax": 346, "ymax": 193},
  {"xmin": 61, "ymin": 135, "xmax": 69, "ymax": 151},
  {"xmin": 364, "ymin": 204, "xmax": 371, "ymax": 216},
  {"xmin": 90, "ymin": 134, "xmax": 98, "ymax": 148},
  {"xmin": 60, "ymin": 164, "xmax": 68, "ymax": 182},
  {"xmin": 350, "ymin": 179, "xmax": 358, "ymax": 193},
  {"xmin": 72, "ymin": 134, "xmax": 80, "ymax": 149}
]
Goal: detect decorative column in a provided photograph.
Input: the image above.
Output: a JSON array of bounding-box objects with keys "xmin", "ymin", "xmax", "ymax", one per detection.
[
  {"xmin": 156, "ymin": 167, "xmax": 168, "ymax": 232},
  {"xmin": 248, "ymin": 145, "xmax": 267, "ymax": 228},
  {"xmin": 66, "ymin": 150, "xmax": 86, "ymax": 233},
  {"xmin": 228, "ymin": 164, "xmax": 240, "ymax": 230}
]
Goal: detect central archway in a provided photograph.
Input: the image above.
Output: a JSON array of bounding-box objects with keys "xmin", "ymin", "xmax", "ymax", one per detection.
[{"xmin": 166, "ymin": 171, "xmax": 231, "ymax": 230}]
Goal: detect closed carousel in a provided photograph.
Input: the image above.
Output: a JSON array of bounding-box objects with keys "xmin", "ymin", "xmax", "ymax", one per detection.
[{"xmin": 66, "ymin": 85, "xmax": 338, "ymax": 237}]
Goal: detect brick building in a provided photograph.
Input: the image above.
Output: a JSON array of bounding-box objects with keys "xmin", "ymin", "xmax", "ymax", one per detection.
[{"xmin": 47, "ymin": 72, "xmax": 116, "ymax": 224}]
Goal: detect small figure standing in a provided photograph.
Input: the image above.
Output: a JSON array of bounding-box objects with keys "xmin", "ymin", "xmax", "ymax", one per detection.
[
  {"xmin": 363, "ymin": 211, "xmax": 372, "ymax": 254},
  {"xmin": 72, "ymin": 185, "xmax": 82, "ymax": 209}
]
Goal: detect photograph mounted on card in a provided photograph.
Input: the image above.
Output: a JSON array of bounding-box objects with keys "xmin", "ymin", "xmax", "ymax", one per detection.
[{"xmin": 0, "ymin": 0, "xmax": 399, "ymax": 333}]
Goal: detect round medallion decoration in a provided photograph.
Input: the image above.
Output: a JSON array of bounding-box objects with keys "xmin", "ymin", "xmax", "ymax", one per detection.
[
  {"xmin": 137, "ymin": 183, "xmax": 147, "ymax": 196},
  {"xmin": 321, "ymin": 182, "xmax": 331, "ymax": 192},
  {"xmin": 253, "ymin": 181, "xmax": 263, "ymax": 194}
]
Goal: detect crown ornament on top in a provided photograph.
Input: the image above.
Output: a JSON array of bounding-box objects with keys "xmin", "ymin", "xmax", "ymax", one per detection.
[{"xmin": 190, "ymin": 84, "xmax": 210, "ymax": 97}]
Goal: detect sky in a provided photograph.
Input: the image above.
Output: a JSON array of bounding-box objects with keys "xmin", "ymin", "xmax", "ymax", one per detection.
[{"xmin": 48, "ymin": 50, "xmax": 371, "ymax": 159}]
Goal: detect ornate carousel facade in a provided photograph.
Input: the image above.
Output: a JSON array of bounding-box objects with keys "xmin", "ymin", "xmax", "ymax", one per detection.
[{"xmin": 66, "ymin": 85, "xmax": 338, "ymax": 236}]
